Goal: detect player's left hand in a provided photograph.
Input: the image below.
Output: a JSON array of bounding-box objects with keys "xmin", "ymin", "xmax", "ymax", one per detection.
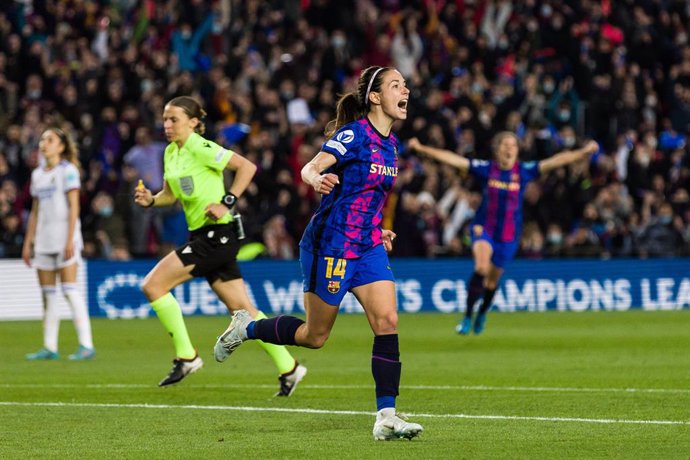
[
  {"xmin": 583, "ymin": 140, "xmax": 599, "ymax": 154},
  {"xmin": 205, "ymin": 203, "xmax": 230, "ymax": 220},
  {"xmin": 407, "ymin": 137, "xmax": 421, "ymax": 152},
  {"xmin": 22, "ymin": 244, "xmax": 32, "ymax": 267},
  {"xmin": 382, "ymin": 229, "xmax": 396, "ymax": 252}
]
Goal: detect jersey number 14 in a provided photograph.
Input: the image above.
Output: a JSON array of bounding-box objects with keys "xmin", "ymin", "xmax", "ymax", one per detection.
[{"xmin": 324, "ymin": 257, "xmax": 347, "ymax": 278}]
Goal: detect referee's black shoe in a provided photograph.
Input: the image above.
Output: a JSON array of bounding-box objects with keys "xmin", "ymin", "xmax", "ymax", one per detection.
[
  {"xmin": 159, "ymin": 354, "xmax": 203, "ymax": 387},
  {"xmin": 275, "ymin": 362, "xmax": 307, "ymax": 397}
]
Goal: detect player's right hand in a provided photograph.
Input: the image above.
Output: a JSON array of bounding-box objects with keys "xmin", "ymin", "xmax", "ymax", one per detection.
[
  {"xmin": 133, "ymin": 184, "xmax": 153, "ymax": 207},
  {"xmin": 313, "ymin": 173, "xmax": 339, "ymax": 195}
]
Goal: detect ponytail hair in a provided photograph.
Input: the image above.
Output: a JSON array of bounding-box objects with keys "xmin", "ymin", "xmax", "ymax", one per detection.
[
  {"xmin": 324, "ymin": 66, "xmax": 391, "ymax": 138},
  {"xmin": 324, "ymin": 93, "xmax": 361, "ymax": 138},
  {"xmin": 48, "ymin": 127, "xmax": 80, "ymax": 168},
  {"xmin": 167, "ymin": 96, "xmax": 207, "ymax": 134}
]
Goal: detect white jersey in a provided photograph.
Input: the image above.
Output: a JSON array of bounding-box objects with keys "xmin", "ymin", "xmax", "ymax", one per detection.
[{"xmin": 30, "ymin": 160, "xmax": 83, "ymax": 254}]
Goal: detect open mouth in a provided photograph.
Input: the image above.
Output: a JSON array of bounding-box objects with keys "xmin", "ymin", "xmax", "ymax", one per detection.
[{"xmin": 398, "ymin": 99, "xmax": 408, "ymax": 111}]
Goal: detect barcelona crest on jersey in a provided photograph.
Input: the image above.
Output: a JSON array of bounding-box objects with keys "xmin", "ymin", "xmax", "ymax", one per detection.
[{"xmin": 327, "ymin": 280, "xmax": 340, "ymax": 294}]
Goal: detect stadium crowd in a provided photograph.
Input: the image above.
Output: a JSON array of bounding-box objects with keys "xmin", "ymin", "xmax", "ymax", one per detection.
[{"xmin": 0, "ymin": 0, "xmax": 689, "ymax": 260}]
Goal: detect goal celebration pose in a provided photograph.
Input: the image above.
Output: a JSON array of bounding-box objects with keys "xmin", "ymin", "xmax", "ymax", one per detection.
[
  {"xmin": 215, "ymin": 66, "xmax": 423, "ymax": 441},
  {"xmin": 409, "ymin": 133, "xmax": 599, "ymax": 334}
]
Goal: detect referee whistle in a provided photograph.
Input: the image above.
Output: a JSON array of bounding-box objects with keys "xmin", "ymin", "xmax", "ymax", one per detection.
[{"xmin": 137, "ymin": 179, "xmax": 144, "ymax": 190}]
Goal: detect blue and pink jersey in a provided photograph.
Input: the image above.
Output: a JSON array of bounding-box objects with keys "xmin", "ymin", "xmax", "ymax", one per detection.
[
  {"xmin": 469, "ymin": 159, "xmax": 540, "ymax": 243},
  {"xmin": 300, "ymin": 118, "xmax": 399, "ymax": 259}
]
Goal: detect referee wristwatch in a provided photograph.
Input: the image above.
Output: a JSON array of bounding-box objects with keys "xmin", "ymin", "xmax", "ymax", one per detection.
[{"xmin": 221, "ymin": 193, "xmax": 238, "ymax": 208}]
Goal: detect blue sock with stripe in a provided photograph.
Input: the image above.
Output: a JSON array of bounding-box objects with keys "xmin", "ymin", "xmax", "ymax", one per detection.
[
  {"xmin": 250, "ymin": 315, "xmax": 305, "ymax": 346},
  {"xmin": 372, "ymin": 334, "xmax": 400, "ymax": 411}
]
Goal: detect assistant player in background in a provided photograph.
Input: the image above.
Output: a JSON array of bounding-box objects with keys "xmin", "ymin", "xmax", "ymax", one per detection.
[
  {"xmin": 134, "ymin": 96, "xmax": 306, "ymax": 394},
  {"xmin": 409, "ymin": 133, "xmax": 599, "ymax": 334},
  {"xmin": 215, "ymin": 66, "xmax": 423, "ymax": 441},
  {"xmin": 22, "ymin": 127, "xmax": 96, "ymax": 361}
]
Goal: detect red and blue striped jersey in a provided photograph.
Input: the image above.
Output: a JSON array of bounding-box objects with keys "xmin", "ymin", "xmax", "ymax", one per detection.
[{"xmin": 469, "ymin": 159, "xmax": 540, "ymax": 243}]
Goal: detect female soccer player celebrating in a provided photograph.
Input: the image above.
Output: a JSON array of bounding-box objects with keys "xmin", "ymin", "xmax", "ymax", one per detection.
[
  {"xmin": 214, "ymin": 66, "xmax": 423, "ymax": 441},
  {"xmin": 134, "ymin": 96, "xmax": 305, "ymax": 393},
  {"xmin": 23, "ymin": 127, "xmax": 95, "ymax": 361},
  {"xmin": 408, "ymin": 133, "xmax": 599, "ymax": 334}
]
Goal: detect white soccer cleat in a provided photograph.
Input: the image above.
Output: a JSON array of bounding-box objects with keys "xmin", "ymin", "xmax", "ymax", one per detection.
[
  {"xmin": 214, "ymin": 309, "xmax": 252, "ymax": 362},
  {"xmin": 372, "ymin": 408, "xmax": 423, "ymax": 441}
]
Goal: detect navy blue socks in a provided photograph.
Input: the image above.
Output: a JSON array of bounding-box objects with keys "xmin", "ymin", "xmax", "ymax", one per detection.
[
  {"xmin": 249, "ymin": 316, "xmax": 305, "ymax": 346},
  {"xmin": 372, "ymin": 334, "xmax": 401, "ymax": 411},
  {"xmin": 478, "ymin": 288, "xmax": 497, "ymax": 315},
  {"xmin": 466, "ymin": 271, "xmax": 485, "ymax": 318}
]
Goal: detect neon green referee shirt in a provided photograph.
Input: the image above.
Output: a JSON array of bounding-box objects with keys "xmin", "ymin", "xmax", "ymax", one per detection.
[{"xmin": 163, "ymin": 132, "xmax": 234, "ymax": 231}]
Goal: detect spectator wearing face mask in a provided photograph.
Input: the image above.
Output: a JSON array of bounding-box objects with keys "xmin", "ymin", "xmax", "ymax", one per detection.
[
  {"xmin": 171, "ymin": 14, "xmax": 214, "ymax": 73},
  {"xmin": 391, "ymin": 13, "xmax": 424, "ymax": 80},
  {"xmin": 544, "ymin": 223, "xmax": 565, "ymax": 257},
  {"xmin": 84, "ymin": 191, "xmax": 127, "ymax": 259},
  {"xmin": 638, "ymin": 202, "xmax": 686, "ymax": 258},
  {"xmin": 548, "ymin": 76, "xmax": 579, "ymax": 130},
  {"xmin": 556, "ymin": 125, "xmax": 578, "ymax": 151},
  {"xmin": 123, "ymin": 127, "xmax": 166, "ymax": 256},
  {"xmin": 626, "ymin": 143, "xmax": 653, "ymax": 207},
  {"xmin": 321, "ymin": 29, "xmax": 352, "ymax": 86}
]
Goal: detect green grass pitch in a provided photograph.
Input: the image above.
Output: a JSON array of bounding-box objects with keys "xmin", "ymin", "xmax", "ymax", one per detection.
[{"xmin": 1, "ymin": 310, "xmax": 689, "ymax": 458}]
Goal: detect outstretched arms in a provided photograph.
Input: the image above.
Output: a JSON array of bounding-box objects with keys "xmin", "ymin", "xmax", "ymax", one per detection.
[
  {"xmin": 407, "ymin": 138, "xmax": 471, "ymax": 172},
  {"xmin": 538, "ymin": 140, "xmax": 599, "ymax": 174}
]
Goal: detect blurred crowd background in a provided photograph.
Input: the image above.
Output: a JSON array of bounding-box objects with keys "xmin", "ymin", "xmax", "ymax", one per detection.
[{"xmin": 1, "ymin": 0, "xmax": 689, "ymax": 261}]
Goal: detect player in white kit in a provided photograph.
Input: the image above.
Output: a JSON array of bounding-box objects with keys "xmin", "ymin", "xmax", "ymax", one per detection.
[{"xmin": 22, "ymin": 127, "xmax": 95, "ymax": 361}]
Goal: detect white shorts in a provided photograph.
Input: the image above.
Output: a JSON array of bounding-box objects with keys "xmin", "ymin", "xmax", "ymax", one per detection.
[{"xmin": 33, "ymin": 251, "xmax": 82, "ymax": 271}]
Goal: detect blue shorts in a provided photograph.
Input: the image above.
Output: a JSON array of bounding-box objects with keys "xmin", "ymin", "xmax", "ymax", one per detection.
[
  {"xmin": 470, "ymin": 226, "xmax": 519, "ymax": 269},
  {"xmin": 300, "ymin": 244, "xmax": 395, "ymax": 306}
]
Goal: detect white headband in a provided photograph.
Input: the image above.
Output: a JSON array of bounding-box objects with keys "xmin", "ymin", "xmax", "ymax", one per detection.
[{"xmin": 364, "ymin": 67, "xmax": 384, "ymax": 106}]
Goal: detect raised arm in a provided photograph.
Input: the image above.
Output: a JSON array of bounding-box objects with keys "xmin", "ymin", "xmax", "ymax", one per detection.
[
  {"xmin": 301, "ymin": 151, "xmax": 339, "ymax": 195},
  {"xmin": 408, "ymin": 138, "xmax": 470, "ymax": 172},
  {"xmin": 538, "ymin": 140, "xmax": 599, "ymax": 174}
]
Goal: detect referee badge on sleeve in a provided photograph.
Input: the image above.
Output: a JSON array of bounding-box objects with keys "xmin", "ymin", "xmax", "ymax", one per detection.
[{"xmin": 179, "ymin": 176, "xmax": 194, "ymax": 195}]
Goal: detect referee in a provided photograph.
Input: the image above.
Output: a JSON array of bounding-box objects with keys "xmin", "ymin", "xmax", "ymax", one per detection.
[{"xmin": 134, "ymin": 96, "xmax": 306, "ymax": 393}]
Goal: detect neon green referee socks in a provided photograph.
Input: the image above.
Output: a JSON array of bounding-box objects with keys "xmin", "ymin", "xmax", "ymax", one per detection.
[
  {"xmin": 150, "ymin": 293, "xmax": 196, "ymax": 359},
  {"xmin": 254, "ymin": 310, "xmax": 297, "ymax": 374}
]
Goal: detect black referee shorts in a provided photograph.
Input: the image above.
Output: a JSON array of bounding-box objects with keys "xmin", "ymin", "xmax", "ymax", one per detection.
[{"xmin": 175, "ymin": 223, "xmax": 242, "ymax": 284}]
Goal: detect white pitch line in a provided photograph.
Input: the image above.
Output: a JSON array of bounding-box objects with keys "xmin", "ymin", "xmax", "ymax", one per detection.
[
  {"xmin": 1, "ymin": 383, "xmax": 690, "ymax": 394},
  {"xmin": 0, "ymin": 401, "xmax": 688, "ymax": 426}
]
